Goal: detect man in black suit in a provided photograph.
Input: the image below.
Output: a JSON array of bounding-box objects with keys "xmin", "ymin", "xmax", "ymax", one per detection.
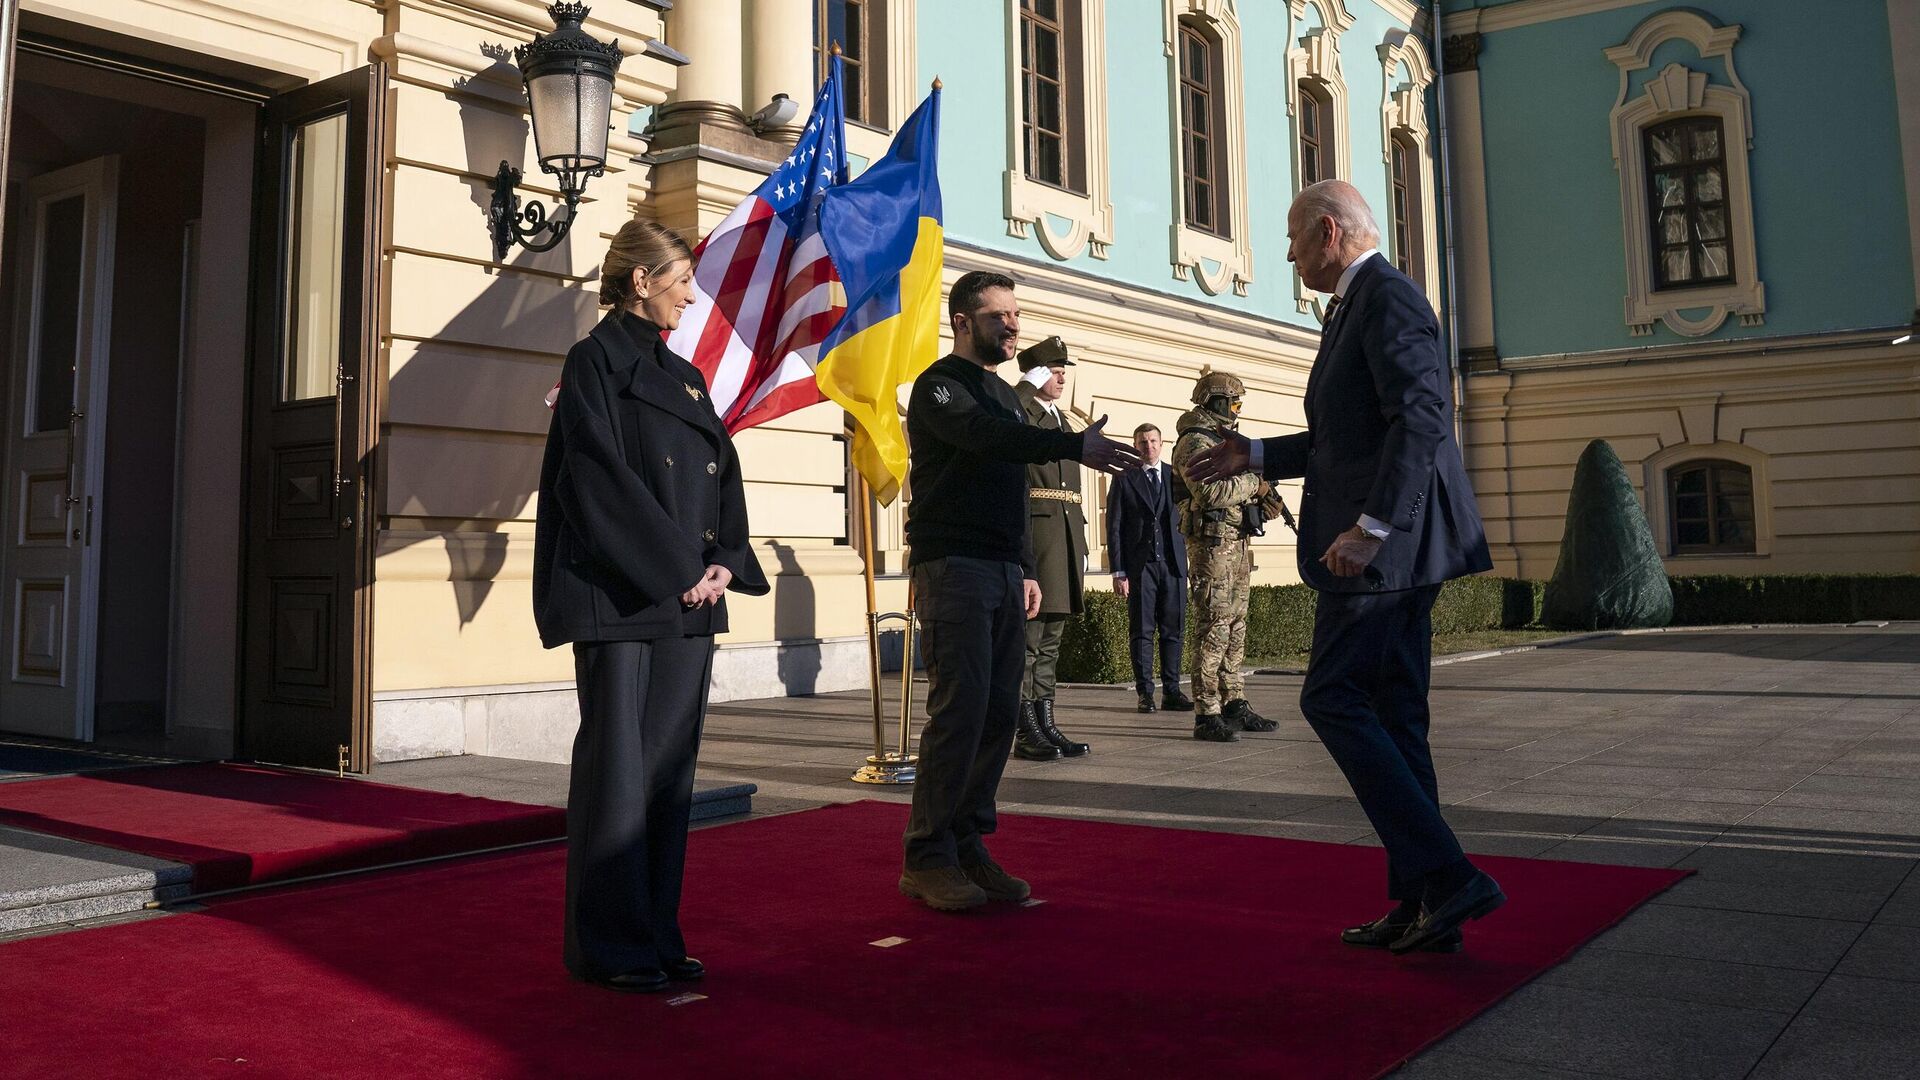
[
  {"xmin": 1107, "ymin": 423, "xmax": 1192, "ymax": 714},
  {"xmin": 1188, "ymin": 180, "xmax": 1502, "ymax": 955}
]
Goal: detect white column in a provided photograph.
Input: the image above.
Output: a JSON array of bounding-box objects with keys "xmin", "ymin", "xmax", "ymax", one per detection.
[
  {"xmin": 664, "ymin": 0, "xmax": 747, "ymax": 128},
  {"xmin": 1443, "ymin": 35, "xmax": 1497, "ymax": 366},
  {"xmin": 747, "ymin": 0, "xmax": 813, "ymax": 143}
]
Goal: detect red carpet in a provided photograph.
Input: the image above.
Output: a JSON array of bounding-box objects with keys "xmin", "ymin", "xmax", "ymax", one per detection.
[
  {"xmin": 0, "ymin": 800, "xmax": 1683, "ymax": 1079},
  {"xmin": 0, "ymin": 762, "xmax": 563, "ymax": 890}
]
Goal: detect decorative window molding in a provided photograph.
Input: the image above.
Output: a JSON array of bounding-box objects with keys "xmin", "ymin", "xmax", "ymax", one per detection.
[
  {"xmin": 1164, "ymin": 0, "xmax": 1252, "ymax": 296},
  {"xmin": 1605, "ymin": 10, "xmax": 1764, "ymax": 338},
  {"xmin": 1003, "ymin": 0, "xmax": 1114, "ymax": 260},
  {"xmin": 827, "ymin": 2, "xmax": 920, "ymax": 170},
  {"xmin": 1642, "ymin": 441, "xmax": 1771, "ymax": 558},
  {"xmin": 1377, "ymin": 32, "xmax": 1439, "ymax": 299},
  {"xmin": 1287, "ymin": 0, "xmax": 1355, "ymax": 313}
]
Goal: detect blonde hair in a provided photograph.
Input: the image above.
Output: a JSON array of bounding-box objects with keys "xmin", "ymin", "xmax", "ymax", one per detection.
[{"xmin": 598, "ymin": 219, "xmax": 694, "ymax": 309}]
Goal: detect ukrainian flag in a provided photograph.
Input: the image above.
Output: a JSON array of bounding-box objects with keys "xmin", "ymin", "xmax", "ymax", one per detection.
[{"xmin": 814, "ymin": 87, "xmax": 943, "ymax": 506}]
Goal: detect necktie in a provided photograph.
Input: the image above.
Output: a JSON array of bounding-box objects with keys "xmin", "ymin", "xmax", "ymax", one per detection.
[{"xmin": 1322, "ymin": 295, "xmax": 1343, "ymax": 327}]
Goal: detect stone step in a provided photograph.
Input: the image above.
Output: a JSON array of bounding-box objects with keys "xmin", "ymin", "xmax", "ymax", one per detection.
[{"xmin": 691, "ymin": 781, "xmax": 755, "ymax": 821}]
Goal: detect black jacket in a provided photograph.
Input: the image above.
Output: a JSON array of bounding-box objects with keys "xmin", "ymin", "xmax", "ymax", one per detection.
[
  {"xmin": 1107, "ymin": 462, "xmax": 1188, "ymax": 579},
  {"xmin": 533, "ymin": 311, "xmax": 769, "ymax": 647},
  {"xmin": 905, "ymin": 354, "xmax": 1082, "ymax": 574},
  {"xmin": 1260, "ymin": 256, "xmax": 1492, "ymax": 593}
]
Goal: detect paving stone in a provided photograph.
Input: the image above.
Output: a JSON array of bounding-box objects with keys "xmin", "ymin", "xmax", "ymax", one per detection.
[
  {"xmin": 1538, "ymin": 946, "xmax": 1822, "ymax": 1013},
  {"xmin": 1677, "ymin": 846, "xmax": 1916, "ymax": 893},
  {"xmin": 1652, "ymin": 876, "xmax": 1891, "ymax": 922},
  {"xmin": 1799, "ymin": 973, "xmax": 1920, "ymax": 1030},
  {"xmin": 1833, "ymin": 923, "xmax": 1920, "ymax": 983},
  {"xmin": 1591, "ymin": 904, "xmax": 1863, "ymax": 973},
  {"xmin": 1747, "ymin": 1013, "xmax": 1920, "ymax": 1080}
]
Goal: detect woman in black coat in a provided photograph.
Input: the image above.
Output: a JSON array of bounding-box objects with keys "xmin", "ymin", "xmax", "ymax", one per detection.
[{"xmin": 533, "ymin": 219, "xmax": 768, "ymax": 993}]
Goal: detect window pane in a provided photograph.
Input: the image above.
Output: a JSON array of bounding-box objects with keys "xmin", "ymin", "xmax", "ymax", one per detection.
[
  {"xmin": 282, "ymin": 112, "xmax": 348, "ymax": 403},
  {"xmin": 1661, "ymin": 210, "xmax": 1688, "ymax": 244},
  {"xmin": 1648, "ymin": 127, "xmax": 1683, "ymax": 165},
  {"xmin": 1716, "ymin": 467, "xmax": 1751, "ymax": 495},
  {"xmin": 1033, "ymin": 83, "xmax": 1061, "ymax": 134},
  {"xmin": 1663, "ymin": 247, "xmax": 1692, "ymax": 284},
  {"xmin": 1690, "ymin": 125, "xmax": 1720, "ymax": 160},
  {"xmin": 1299, "ymin": 89, "xmax": 1318, "ymax": 137},
  {"xmin": 1191, "ymin": 136, "xmax": 1211, "ymax": 180},
  {"xmin": 1187, "ymin": 37, "xmax": 1206, "ymax": 77},
  {"xmin": 1033, "ymin": 132, "xmax": 1063, "ymax": 185},
  {"xmin": 31, "ymin": 195, "xmax": 86, "ymax": 435},
  {"xmin": 1673, "ymin": 469, "xmax": 1707, "ymax": 496},
  {"xmin": 1699, "ymin": 242, "xmax": 1730, "ymax": 278},
  {"xmin": 1029, "ymin": 0, "xmax": 1058, "ymax": 20},
  {"xmin": 1694, "ymin": 168, "xmax": 1724, "ymax": 204},
  {"xmin": 1032, "ymin": 26, "xmax": 1059, "ymax": 80},
  {"xmin": 1190, "ymin": 98, "xmax": 1209, "ymax": 136},
  {"xmin": 1676, "ymin": 520, "xmax": 1710, "ymax": 546},
  {"xmin": 845, "ymin": 66, "xmax": 864, "ymax": 119},
  {"xmin": 1654, "ymin": 172, "xmax": 1686, "ymax": 207},
  {"xmin": 1697, "ymin": 207, "xmax": 1727, "ymax": 241}
]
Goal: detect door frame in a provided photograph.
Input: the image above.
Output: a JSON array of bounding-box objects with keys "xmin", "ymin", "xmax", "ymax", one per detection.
[{"xmin": 0, "ymin": 155, "xmax": 118, "ymax": 740}]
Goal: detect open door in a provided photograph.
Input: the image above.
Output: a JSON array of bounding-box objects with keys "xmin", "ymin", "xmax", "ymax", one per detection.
[
  {"xmin": 239, "ymin": 66, "xmax": 384, "ymax": 772},
  {"xmin": 0, "ymin": 157, "xmax": 116, "ymax": 739}
]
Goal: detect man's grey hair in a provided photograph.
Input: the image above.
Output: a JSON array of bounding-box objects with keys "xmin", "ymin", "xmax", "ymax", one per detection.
[{"xmin": 1292, "ymin": 179, "xmax": 1381, "ymax": 248}]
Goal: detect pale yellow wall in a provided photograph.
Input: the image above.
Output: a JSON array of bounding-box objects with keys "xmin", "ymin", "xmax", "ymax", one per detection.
[{"xmin": 1463, "ymin": 338, "xmax": 1920, "ymax": 579}]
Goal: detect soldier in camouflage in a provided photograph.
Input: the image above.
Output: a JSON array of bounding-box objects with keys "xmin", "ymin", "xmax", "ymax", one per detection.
[{"xmin": 1170, "ymin": 371, "xmax": 1286, "ymax": 742}]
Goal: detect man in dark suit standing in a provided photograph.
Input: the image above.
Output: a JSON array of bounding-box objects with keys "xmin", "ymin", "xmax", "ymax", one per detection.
[
  {"xmin": 1107, "ymin": 423, "xmax": 1192, "ymax": 714},
  {"xmin": 1188, "ymin": 180, "xmax": 1503, "ymax": 955}
]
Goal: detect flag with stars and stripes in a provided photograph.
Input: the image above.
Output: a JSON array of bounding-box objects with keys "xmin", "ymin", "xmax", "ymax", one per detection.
[{"xmin": 664, "ymin": 57, "xmax": 850, "ymax": 432}]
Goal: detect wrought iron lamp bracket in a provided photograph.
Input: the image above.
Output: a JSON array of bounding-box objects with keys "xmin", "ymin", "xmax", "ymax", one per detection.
[{"xmin": 488, "ymin": 160, "xmax": 581, "ymax": 261}]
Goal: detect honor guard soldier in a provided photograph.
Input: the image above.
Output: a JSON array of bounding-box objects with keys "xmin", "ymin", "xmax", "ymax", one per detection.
[
  {"xmin": 1170, "ymin": 371, "xmax": 1285, "ymax": 741},
  {"xmin": 1013, "ymin": 336, "xmax": 1093, "ymax": 761}
]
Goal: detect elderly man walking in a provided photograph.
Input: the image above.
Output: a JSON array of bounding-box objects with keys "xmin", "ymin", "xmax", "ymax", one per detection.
[{"xmin": 1187, "ymin": 180, "xmax": 1501, "ymax": 955}]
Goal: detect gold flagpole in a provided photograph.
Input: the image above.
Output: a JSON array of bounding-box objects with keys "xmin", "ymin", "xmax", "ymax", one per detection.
[{"xmin": 851, "ymin": 447, "xmax": 916, "ymax": 784}]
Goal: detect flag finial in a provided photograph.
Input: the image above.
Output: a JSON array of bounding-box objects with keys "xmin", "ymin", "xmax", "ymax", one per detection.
[
  {"xmin": 932, "ymin": 76, "xmax": 943, "ymax": 90},
  {"xmin": 830, "ymin": 39, "xmax": 842, "ymax": 56}
]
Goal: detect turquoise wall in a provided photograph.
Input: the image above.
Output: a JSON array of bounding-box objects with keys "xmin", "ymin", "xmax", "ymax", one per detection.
[
  {"xmin": 1459, "ymin": 0, "xmax": 1914, "ymax": 357},
  {"xmin": 916, "ymin": 0, "xmax": 1420, "ymax": 333}
]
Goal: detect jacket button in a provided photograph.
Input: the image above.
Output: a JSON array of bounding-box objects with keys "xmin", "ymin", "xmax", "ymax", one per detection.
[
  {"xmin": 706, "ymin": 462, "xmax": 717, "ymax": 474},
  {"xmin": 703, "ymin": 529, "xmax": 716, "ymax": 542},
  {"xmin": 665, "ymin": 455, "xmax": 674, "ymax": 467}
]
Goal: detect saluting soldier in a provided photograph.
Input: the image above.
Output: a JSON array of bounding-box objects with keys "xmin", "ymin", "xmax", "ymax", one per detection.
[{"xmin": 1013, "ymin": 336, "xmax": 1093, "ymax": 761}]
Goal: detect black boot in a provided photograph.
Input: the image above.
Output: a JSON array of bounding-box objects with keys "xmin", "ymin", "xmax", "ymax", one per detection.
[
  {"xmin": 1035, "ymin": 698, "xmax": 1090, "ymax": 757},
  {"xmin": 1193, "ymin": 713, "xmax": 1238, "ymax": 742},
  {"xmin": 1162, "ymin": 688, "xmax": 1194, "ymax": 711},
  {"xmin": 1224, "ymin": 698, "xmax": 1277, "ymax": 733},
  {"xmin": 1014, "ymin": 700, "xmax": 1062, "ymax": 761}
]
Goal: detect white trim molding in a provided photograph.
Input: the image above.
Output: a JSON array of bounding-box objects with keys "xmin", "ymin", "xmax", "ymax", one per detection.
[
  {"xmin": 1378, "ymin": 30, "xmax": 1439, "ymax": 300},
  {"xmin": 1641, "ymin": 439, "xmax": 1772, "ymax": 560},
  {"xmin": 1163, "ymin": 0, "xmax": 1253, "ymax": 297},
  {"xmin": 1002, "ymin": 0, "xmax": 1114, "ymax": 261},
  {"xmin": 1287, "ymin": 0, "xmax": 1356, "ymax": 313},
  {"xmin": 1606, "ymin": 10, "xmax": 1764, "ymax": 338}
]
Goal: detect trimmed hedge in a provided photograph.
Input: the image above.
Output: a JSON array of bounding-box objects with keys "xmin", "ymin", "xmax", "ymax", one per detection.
[{"xmin": 1055, "ymin": 574, "xmax": 1917, "ymax": 684}]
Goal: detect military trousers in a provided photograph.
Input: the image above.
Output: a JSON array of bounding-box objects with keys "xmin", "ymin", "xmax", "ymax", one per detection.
[
  {"xmin": 1186, "ymin": 536, "xmax": 1250, "ymax": 715},
  {"xmin": 1022, "ymin": 613, "xmax": 1067, "ymax": 700},
  {"xmin": 903, "ymin": 556, "xmax": 1026, "ymax": 870}
]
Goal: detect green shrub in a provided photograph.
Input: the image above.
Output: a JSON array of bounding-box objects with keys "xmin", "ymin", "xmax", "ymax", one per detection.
[
  {"xmin": 1056, "ymin": 588, "xmax": 1134, "ymax": 684},
  {"xmin": 1670, "ymin": 574, "xmax": 1920, "ymax": 625}
]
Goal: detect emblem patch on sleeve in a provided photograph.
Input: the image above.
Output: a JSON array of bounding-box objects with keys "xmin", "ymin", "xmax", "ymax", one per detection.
[{"xmin": 932, "ymin": 384, "xmax": 952, "ymax": 405}]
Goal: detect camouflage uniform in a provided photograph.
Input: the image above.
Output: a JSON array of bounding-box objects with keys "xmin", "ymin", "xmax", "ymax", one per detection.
[{"xmin": 1170, "ymin": 373, "xmax": 1284, "ymax": 741}]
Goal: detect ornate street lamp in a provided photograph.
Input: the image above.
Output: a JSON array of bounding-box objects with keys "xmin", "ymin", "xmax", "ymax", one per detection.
[{"xmin": 489, "ymin": 2, "xmax": 624, "ymax": 260}]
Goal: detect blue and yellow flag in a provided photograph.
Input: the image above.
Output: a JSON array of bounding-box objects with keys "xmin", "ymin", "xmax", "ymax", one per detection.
[{"xmin": 815, "ymin": 87, "xmax": 943, "ymax": 506}]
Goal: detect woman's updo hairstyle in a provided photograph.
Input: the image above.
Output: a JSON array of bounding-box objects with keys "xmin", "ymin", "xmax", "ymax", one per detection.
[{"xmin": 598, "ymin": 218, "xmax": 695, "ymax": 309}]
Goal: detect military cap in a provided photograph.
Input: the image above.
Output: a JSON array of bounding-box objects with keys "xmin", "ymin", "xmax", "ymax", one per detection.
[{"xmin": 1017, "ymin": 335, "xmax": 1075, "ymax": 370}]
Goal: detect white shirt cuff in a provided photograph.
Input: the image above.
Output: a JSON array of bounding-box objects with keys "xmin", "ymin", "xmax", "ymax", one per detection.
[
  {"xmin": 1357, "ymin": 514, "xmax": 1391, "ymax": 539},
  {"xmin": 1112, "ymin": 571, "xmax": 1126, "ymax": 580},
  {"xmin": 1247, "ymin": 438, "xmax": 1264, "ymax": 473}
]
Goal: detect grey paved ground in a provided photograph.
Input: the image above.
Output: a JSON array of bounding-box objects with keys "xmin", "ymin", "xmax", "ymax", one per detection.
[{"xmin": 7, "ymin": 626, "xmax": 1917, "ymax": 1076}]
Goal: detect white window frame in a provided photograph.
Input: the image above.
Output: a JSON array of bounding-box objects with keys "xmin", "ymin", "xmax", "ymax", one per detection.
[
  {"xmin": 1377, "ymin": 32, "xmax": 1438, "ymax": 300},
  {"xmin": 1642, "ymin": 441, "xmax": 1772, "ymax": 559},
  {"xmin": 1164, "ymin": 0, "xmax": 1252, "ymax": 296},
  {"xmin": 1606, "ymin": 10, "xmax": 1765, "ymax": 338},
  {"xmin": 1003, "ymin": 0, "xmax": 1114, "ymax": 261},
  {"xmin": 1287, "ymin": 0, "xmax": 1355, "ymax": 314}
]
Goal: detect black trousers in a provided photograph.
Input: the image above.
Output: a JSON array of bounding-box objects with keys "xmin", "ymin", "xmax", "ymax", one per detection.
[
  {"xmin": 1300, "ymin": 584, "xmax": 1465, "ymax": 901},
  {"xmin": 903, "ymin": 556, "xmax": 1026, "ymax": 870},
  {"xmin": 1126, "ymin": 561, "xmax": 1186, "ymax": 696},
  {"xmin": 564, "ymin": 636, "xmax": 715, "ymax": 980}
]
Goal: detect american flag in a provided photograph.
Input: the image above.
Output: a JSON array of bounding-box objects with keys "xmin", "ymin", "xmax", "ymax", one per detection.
[{"xmin": 666, "ymin": 64, "xmax": 849, "ymax": 432}]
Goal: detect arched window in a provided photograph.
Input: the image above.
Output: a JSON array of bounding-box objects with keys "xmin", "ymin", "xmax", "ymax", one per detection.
[
  {"xmin": 1667, "ymin": 459, "xmax": 1755, "ymax": 554},
  {"xmin": 1178, "ymin": 20, "xmax": 1227, "ymax": 235},
  {"xmin": 1020, "ymin": 0, "xmax": 1084, "ymax": 193},
  {"xmin": 1298, "ymin": 81, "xmax": 1328, "ymax": 185},
  {"xmin": 1390, "ymin": 135, "xmax": 1414, "ymax": 274},
  {"xmin": 1002, "ymin": 0, "xmax": 1112, "ymax": 260},
  {"xmin": 1164, "ymin": 0, "xmax": 1250, "ymax": 295},
  {"xmin": 1644, "ymin": 116, "xmax": 1733, "ymax": 289}
]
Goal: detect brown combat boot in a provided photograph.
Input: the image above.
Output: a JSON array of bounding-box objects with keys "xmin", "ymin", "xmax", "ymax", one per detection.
[
  {"xmin": 898, "ymin": 866, "xmax": 988, "ymax": 911},
  {"xmin": 960, "ymin": 855, "xmax": 1032, "ymax": 901}
]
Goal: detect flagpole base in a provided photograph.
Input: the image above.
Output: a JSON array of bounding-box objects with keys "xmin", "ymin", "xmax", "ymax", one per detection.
[{"xmin": 851, "ymin": 752, "xmax": 917, "ymax": 786}]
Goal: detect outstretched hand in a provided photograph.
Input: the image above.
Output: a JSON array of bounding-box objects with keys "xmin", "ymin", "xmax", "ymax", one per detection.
[
  {"xmin": 1185, "ymin": 430, "xmax": 1253, "ymax": 483},
  {"xmin": 1078, "ymin": 415, "xmax": 1142, "ymax": 475}
]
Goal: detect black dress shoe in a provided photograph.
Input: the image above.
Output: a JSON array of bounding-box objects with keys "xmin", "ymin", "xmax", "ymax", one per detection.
[
  {"xmin": 1224, "ymin": 698, "xmax": 1278, "ymax": 733},
  {"xmin": 1390, "ymin": 871, "xmax": 1505, "ymax": 955},
  {"xmin": 1035, "ymin": 699, "xmax": 1090, "ymax": 757},
  {"xmin": 663, "ymin": 956, "xmax": 705, "ymax": 982},
  {"xmin": 1137, "ymin": 693, "xmax": 1158, "ymax": 713},
  {"xmin": 1192, "ymin": 714, "xmax": 1238, "ymax": 742},
  {"xmin": 1341, "ymin": 913, "xmax": 1462, "ymax": 953},
  {"xmin": 1162, "ymin": 689, "xmax": 1195, "ymax": 711},
  {"xmin": 1013, "ymin": 701, "xmax": 1062, "ymax": 761},
  {"xmin": 587, "ymin": 967, "xmax": 669, "ymax": 993}
]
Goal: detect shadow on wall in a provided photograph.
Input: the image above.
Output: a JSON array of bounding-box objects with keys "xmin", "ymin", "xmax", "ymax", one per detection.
[{"xmin": 769, "ymin": 543, "xmax": 822, "ymax": 694}]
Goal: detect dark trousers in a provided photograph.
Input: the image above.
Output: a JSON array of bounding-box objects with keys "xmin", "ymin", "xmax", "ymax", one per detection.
[
  {"xmin": 564, "ymin": 636, "xmax": 715, "ymax": 979},
  {"xmin": 1300, "ymin": 584, "xmax": 1465, "ymax": 901},
  {"xmin": 904, "ymin": 556, "xmax": 1026, "ymax": 870},
  {"xmin": 1022, "ymin": 613, "xmax": 1066, "ymax": 700},
  {"xmin": 1126, "ymin": 562, "xmax": 1186, "ymax": 696}
]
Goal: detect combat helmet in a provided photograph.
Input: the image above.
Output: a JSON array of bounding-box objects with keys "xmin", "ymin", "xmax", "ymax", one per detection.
[{"xmin": 1189, "ymin": 370, "xmax": 1245, "ymax": 425}]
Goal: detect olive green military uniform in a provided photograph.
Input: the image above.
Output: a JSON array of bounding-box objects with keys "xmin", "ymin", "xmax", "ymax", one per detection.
[
  {"xmin": 1171, "ymin": 407, "xmax": 1261, "ymax": 716},
  {"xmin": 1015, "ymin": 369, "xmax": 1087, "ymax": 702}
]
